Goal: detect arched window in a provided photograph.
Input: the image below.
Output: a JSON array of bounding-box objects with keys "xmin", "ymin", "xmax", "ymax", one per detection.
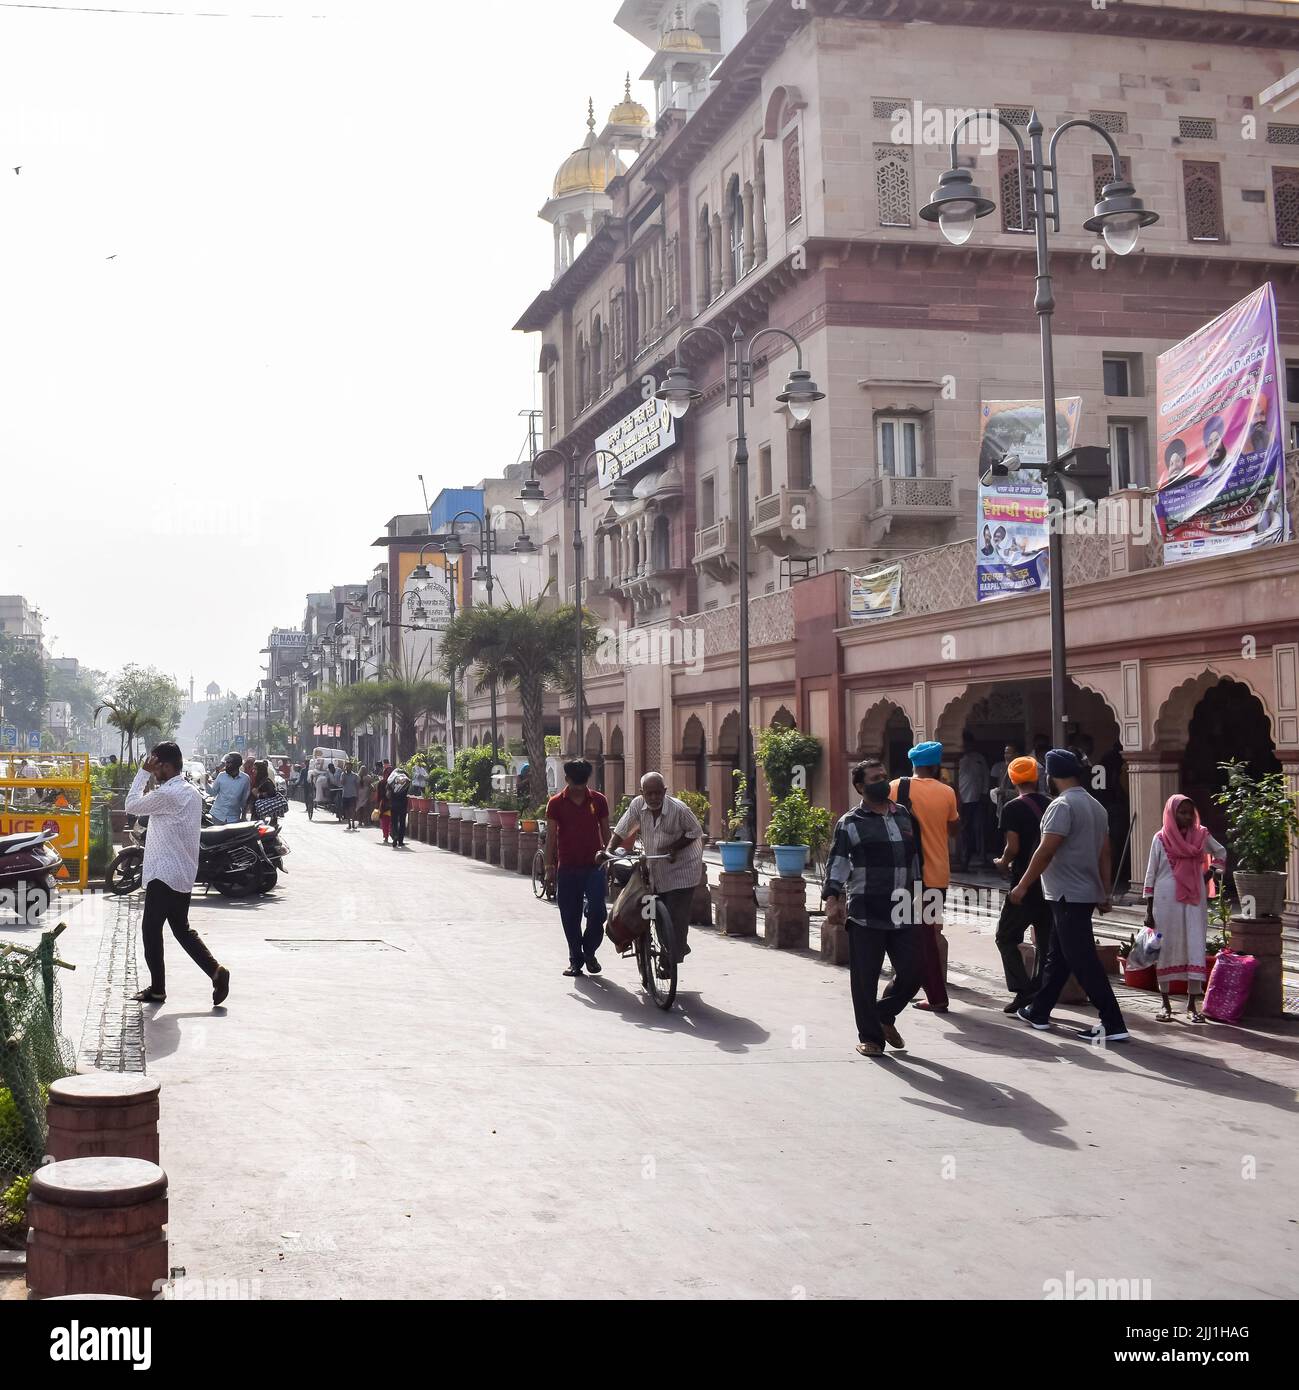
[
  {"xmin": 575, "ymin": 332, "xmax": 588, "ymax": 410},
  {"xmin": 591, "ymin": 317, "xmax": 603, "ymax": 398},
  {"xmin": 651, "ymin": 515, "xmax": 671, "ymax": 571},
  {"xmin": 692, "ymin": 2, "xmax": 720, "ymax": 50},
  {"xmin": 698, "ymin": 204, "xmax": 713, "ymax": 310},
  {"xmin": 728, "ymin": 176, "xmax": 745, "ymax": 283}
]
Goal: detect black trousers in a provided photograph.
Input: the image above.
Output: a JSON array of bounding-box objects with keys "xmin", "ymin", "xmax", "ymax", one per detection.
[
  {"xmin": 141, "ymin": 879, "xmax": 218, "ymax": 994},
  {"xmin": 390, "ymin": 800, "xmax": 408, "ymax": 844},
  {"xmin": 846, "ymin": 922, "xmax": 923, "ymax": 1047},
  {"xmin": 996, "ymin": 884, "xmax": 1054, "ymax": 999},
  {"xmin": 1028, "ymin": 898, "xmax": 1126, "ymax": 1034}
]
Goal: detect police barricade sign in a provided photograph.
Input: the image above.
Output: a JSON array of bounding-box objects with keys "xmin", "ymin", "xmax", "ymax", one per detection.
[{"xmin": 0, "ymin": 754, "xmax": 92, "ymax": 889}]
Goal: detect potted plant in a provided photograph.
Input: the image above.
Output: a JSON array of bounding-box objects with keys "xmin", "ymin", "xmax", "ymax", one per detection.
[
  {"xmin": 1213, "ymin": 759, "xmax": 1299, "ymax": 919},
  {"xmin": 756, "ymin": 726, "xmax": 823, "ymax": 801},
  {"xmin": 766, "ymin": 789, "xmax": 832, "ymax": 879},
  {"xmin": 493, "ymin": 791, "xmax": 521, "ymax": 830},
  {"xmin": 521, "ymin": 803, "xmax": 547, "ymax": 833},
  {"xmin": 679, "ymin": 789, "xmax": 711, "ymax": 841},
  {"xmin": 719, "ymin": 770, "xmax": 753, "ymax": 873}
]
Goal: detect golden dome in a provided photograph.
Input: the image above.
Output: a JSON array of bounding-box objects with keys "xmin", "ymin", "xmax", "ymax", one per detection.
[
  {"xmin": 609, "ymin": 74, "xmax": 650, "ymax": 128},
  {"xmin": 553, "ymin": 99, "xmax": 622, "ymax": 197},
  {"xmin": 660, "ymin": 4, "xmax": 706, "ymax": 53}
]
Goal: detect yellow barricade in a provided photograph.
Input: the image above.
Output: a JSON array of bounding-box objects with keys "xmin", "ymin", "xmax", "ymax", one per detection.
[{"xmin": 0, "ymin": 753, "xmax": 92, "ymax": 890}]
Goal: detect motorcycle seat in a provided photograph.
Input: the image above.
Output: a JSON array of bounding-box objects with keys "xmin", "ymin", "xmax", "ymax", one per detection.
[
  {"xmin": 200, "ymin": 823, "xmax": 262, "ymax": 845},
  {"xmin": 0, "ymin": 830, "xmax": 51, "ymax": 855}
]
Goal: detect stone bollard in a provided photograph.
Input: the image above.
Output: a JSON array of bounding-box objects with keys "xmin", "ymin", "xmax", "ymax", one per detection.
[
  {"xmin": 46, "ymin": 1073, "xmax": 161, "ymax": 1164},
  {"xmin": 1230, "ymin": 913, "xmax": 1283, "ymax": 1017},
  {"xmin": 26, "ymin": 1156, "xmax": 168, "ymax": 1302},
  {"xmin": 473, "ymin": 817, "xmax": 488, "ymax": 861},
  {"xmin": 436, "ymin": 810, "xmax": 449, "ymax": 849},
  {"xmin": 486, "ymin": 821, "xmax": 502, "ymax": 866},
  {"xmin": 414, "ymin": 801, "xmax": 428, "ymax": 843},
  {"xmin": 820, "ymin": 918, "xmax": 849, "ymax": 965},
  {"xmin": 765, "ymin": 875, "xmax": 809, "ymax": 950},
  {"xmin": 517, "ymin": 826, "xmax": 539, "ymax": 876},
  {"xmin": 500, "ymin": 824, "xmax": 520, "ymax": 873},
  {"xmin": 460, "ymin": 816, "xmax": 475, "ymax": 857},
  {"xmin": 690, "ymin": 868, "xmax": 713, "ymax": 926},
  {"xmin": 714, "ymin": 870, "xmax": 757, "ymax": 937}
]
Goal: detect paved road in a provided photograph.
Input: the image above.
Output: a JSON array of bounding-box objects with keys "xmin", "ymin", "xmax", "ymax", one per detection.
[{"xmin": 55, "ymin": 807, "xmax": 1299, "ymax": 1299}]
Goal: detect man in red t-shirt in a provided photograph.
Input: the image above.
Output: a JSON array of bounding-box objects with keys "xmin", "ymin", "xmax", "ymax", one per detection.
[{"xmin": 544, "ymin": 759, "xmax": 611, "ymax": 977}]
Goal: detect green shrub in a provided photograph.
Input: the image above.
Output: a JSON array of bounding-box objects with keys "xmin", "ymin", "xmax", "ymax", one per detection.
[
  {"xmin": 544, "ymin": 735, "xmax": 561, "ymax": 757},
  {"xmin": 445, "ymin": 745, "xmax": 495, "ymax": 805},
  {"xmin": 1214, "ymin": 759, "xmax": 1299, "ymax": 873},
  {"xmin": 612, "ymin": 794, "xmax": 633, "ymax": 825},
  {"xmin": 678, "ymin": 789, "xmax": 710, "ymax": 834},
  {"xmin": 757, "ymin": 727, "xmax": 822, "ymax": 801},
  {"xmin": 1, "ymin": 1173, "xmax": 30, "ymax": 1229},
  {"xmin": 766, "ymin": 788, "xmax": 832, "ymax": 857}
]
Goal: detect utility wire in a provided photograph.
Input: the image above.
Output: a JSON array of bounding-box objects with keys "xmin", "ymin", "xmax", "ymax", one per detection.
[{"xmin": 0, "ymin": 2, "xmax": 325, "ymax": 16}]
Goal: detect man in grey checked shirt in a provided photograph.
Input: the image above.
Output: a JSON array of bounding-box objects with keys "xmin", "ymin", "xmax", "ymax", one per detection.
[{"xmin": 607, "ymin": 772, "xmax": 704, "ymax": 966}]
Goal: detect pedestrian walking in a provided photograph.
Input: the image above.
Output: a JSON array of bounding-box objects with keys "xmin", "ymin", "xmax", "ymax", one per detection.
[
  {"xmin": 889, "ymin": 741, "xmax": 960, "ymax": 1013},
  {"xmin": 301, "ymin": 761, "xmax": 316, "ymax": 819},
  {"xmin": 607, "ymin": 772, "xmax": 704, "ymax": 968},
  {"xmin": 356, "ymin": 764, "xmax": 374, "ymax": 823},
  {"xmin": 823, "ymin": 758, "xmax": 925, "ymax": 1057},
  {"xmin": 1010, "ymin": 748, "xmax": 1128, "ymax": 1043},
  {"xmin": 992, "ymin": 756, "xmax": 1053, "ymax": 1014},
  {"xmin": 209, "ymin": 752, "xmax": 251, "ymax": 825},
  {"xmin": 957, "ymin": 732, "xmax": 991, "ymax": 870},
  {"xmin": 336, "ymin": 763, "xmax": 358, "ymax": 830},
  {"xmin": 544, "ymin": 759, "xmax": 610, "ymax": 977},
  {"xmin": 124, "ymin": 742, "xmax": 229, "ymax": 1007},
  {"xmin": 1143, "ymin": 794, "xmax": 1225, "ymax": 1023},
  {"xmin": 411, "ymin": 761, "xmax": 428, "ymax": 798},
  {"xmin": 386, "ymin": 767, "xmax": 410, "ymax": 846},
  {"xmin": 313, "ymin": 762, "xmax": 332, "ymax": 821},
  {"xmin": 376, "ymin": 761, "xmax": 393, "ymax": 842}
]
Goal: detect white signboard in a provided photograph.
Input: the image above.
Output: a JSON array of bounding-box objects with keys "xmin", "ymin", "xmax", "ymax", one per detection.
[
  {"xmin": 596, "ymin": 398, "xmax": 675, "ymax": 488},
  {"xmin": 270, "ymin": 629, "xmax": 307, "ymax": 648}
]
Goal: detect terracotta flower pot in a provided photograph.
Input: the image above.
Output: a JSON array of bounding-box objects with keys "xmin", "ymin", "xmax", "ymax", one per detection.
[
  {"xmin": 498, "ymin": 810, "xmax": 519, "ymax": 830},
  {"xmin": 520, "ymin": 819, "xmax": 537, "ymax": 832}
]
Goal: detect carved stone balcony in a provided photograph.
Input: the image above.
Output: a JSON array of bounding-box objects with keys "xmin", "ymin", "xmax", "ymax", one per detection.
[
  {"xmin": 620, "ymin": 561, "xmax": 686, "ymax": 614},
  {"xmin": 692, "ymin": 517, "xmax": 739, "ymax": 580},
  {"xmin": 752, "ymin": 486, "xmax": 817, "ymax": 555},
  {"xmin": 867, "ymin": 473, "xmax": 958, "ymax": 521}
]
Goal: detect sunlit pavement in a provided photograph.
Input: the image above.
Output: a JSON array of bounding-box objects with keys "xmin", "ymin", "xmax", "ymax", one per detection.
[{"xmin": 43, "ymin": 806, "xmax": 1299, "ymax": 1300}]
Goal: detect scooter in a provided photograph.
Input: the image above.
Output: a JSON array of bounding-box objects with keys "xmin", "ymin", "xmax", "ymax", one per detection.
[
  {"xmin": 107, "ymin": 818, "xmax": 289, "ymax": 898},
  {"xmin": 0, "ymin": 828, "xmax": 63, "ymax": 924}
]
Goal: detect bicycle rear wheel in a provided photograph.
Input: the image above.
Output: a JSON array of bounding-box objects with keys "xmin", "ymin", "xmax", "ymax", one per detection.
[
  {"xmin": 643, "ymin": 903, "xmax": 677, "ymax": 1011},
  {"xmin": 532, "ymin": 849, "xmax": 550, "ymax": 899}
]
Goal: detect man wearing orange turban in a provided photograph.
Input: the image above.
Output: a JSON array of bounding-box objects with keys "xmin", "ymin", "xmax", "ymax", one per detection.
[{"xmin": 992, "ymin": 757, "xmax": 1053, "ymax": 1013}]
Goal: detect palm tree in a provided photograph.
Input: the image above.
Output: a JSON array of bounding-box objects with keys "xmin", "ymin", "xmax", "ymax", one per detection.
[
  {"xmin": 315, "ymin": 667, "xmax": 449, "ymax": 763},
  {"xmin": 93, "ymin": 700, "xmax": 162, "ymax": 764},
  {"xmin": 438, "ymin": 595, "xmax": 598, "ymax": 807}
]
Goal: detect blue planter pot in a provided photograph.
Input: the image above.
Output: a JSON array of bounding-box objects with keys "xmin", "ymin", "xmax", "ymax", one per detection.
[
  {"xmin": 719, "ymin": 841, "xmax": 752, "ymax": 873},
  {"xmin": 771, "ymin": 844, "xmax": 809, "ymax": 878}
]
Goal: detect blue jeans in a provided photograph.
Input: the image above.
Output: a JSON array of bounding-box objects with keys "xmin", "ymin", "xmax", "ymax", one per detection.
[{"xmin": 556, "ymin": 865, "xmax": 608, "ymax": 968}]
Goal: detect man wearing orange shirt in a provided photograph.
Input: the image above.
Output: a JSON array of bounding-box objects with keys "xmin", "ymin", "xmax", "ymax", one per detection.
[{"xmin": 890, "ymin": 740, "xmax": 960, "ymax": 1012}]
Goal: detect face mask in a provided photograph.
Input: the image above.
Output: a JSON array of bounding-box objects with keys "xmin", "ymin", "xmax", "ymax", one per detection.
[{"xmin": 862, "ymin": 779, "xmax": 891, "ymax": 804}]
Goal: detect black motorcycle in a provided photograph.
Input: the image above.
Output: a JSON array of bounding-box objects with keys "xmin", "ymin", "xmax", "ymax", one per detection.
[{"xmin": 107, "ymin": 818, "xmax": 289, "ymax": 898}]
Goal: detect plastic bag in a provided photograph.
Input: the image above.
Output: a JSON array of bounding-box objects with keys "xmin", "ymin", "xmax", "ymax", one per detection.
[
  {"xmin": 607, "ymin": 863, "xmax": 651, "ymax": 953},
  {"xmin": 1203, "ymin": 950, "xmax": 1257, "ymax": 1024},
  {"xmin": 1128, "ymin": 925, "xmax": 1163, "ymax": 970}
]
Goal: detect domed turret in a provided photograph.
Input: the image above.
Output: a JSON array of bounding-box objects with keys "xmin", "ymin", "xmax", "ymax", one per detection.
[
  {"xmin": 608, "ymin": 74, "xmax": 650, "ymax": 130},
  {"xmin": 552, "ymin": 99, "xmax": 622, "ymax": 199}
]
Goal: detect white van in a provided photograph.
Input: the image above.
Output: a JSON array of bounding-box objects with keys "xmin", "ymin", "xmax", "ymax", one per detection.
[{"xmin": 310, "ymin": 748, "xmax": 351, "ymax": 770}]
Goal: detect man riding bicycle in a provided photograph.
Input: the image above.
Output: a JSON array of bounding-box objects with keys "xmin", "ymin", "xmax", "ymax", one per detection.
[{"xmin": 607, "ymin": 771, "xmax": 704, "ymax": 971}]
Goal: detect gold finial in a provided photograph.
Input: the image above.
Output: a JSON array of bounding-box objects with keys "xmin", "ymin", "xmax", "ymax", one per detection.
[
  {"xmin": 587, "ymin": 97, "xmax": 596, "ymax": 132},
  {"xmin": 624, "ymin": 72, "xmax": 632, "ymax": 101}
]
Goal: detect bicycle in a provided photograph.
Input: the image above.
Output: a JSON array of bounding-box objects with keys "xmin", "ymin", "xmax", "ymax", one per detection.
[
  {"xmin": 605, "ymin": 849, "xmax": 677, "ymax": 1011},
  {"xmin": 531, "ymin": 822, "xmax": 556, "ymax": 901}
]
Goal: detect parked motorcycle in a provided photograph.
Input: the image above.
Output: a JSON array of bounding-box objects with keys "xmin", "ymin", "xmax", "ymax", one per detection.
[
  {"xmin": 106, "ymin": 819, "xmax": 289, "ymax": 898},
  {"xmin": 0, "ymin": 828, "xmax": 63, "ymax": 924}
]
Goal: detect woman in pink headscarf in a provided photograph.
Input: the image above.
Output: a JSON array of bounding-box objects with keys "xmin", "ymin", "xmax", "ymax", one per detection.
[{"xmin": 1142, "ymin": 794, "xmax": 1226, "ymax": 1022}]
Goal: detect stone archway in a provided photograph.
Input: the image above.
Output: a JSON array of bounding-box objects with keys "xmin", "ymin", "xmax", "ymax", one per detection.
[
  {"xmin": 1179, "ymin": 677, "xmax": 1280, "ymax": 846},
  {"xmin": 681, "ymin": 714, "xmax": 707, "ymax": 796},
  {"xmin": 565, "ymin": 727, "xmax": 579, "ymax": 758},
  {"xmin": 709, "ymin": 710, "xmax": 743, "ymax": 833},
  {"xmin": 770, "ymin": 704, "xmax": 796, "ymax": 730},
  {"xmin": 855, "ymin": 698, "xmax": 912, "ymax": 763},
  {"xmin": 605, "ymin": 724, "xmax": 626, "ymax": 807},
  {"xmin": 584, "ymin": 722, "xmax": 605, "ymax": 792}
]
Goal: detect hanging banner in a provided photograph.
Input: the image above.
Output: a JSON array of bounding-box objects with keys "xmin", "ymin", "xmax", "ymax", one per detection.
[
  {"xmin": 849, "ymin": 564, "xmax": 902, "ymax": 620},
  {"xmin": 1154, "ymin": 284, "xmax": 1289, "ymax": 565},
  {"xmin": 975, "ymin": 398, "xmax": 1082, "ymax": 602}
]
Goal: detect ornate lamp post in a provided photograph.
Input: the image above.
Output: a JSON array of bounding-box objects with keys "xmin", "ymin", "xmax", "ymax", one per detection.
[
  {"xmin": 920, "ymin": 110, "xmax": 1157, "ymax": 748},
  {"xmin": 654, "ymin": 324, "xmax": 824, "ymax": 855}
]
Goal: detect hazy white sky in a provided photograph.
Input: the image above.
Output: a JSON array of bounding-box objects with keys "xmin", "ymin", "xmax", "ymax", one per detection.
[{"xmin": 0, "ymin": 0, "xmax": 646, "ymax": 693}]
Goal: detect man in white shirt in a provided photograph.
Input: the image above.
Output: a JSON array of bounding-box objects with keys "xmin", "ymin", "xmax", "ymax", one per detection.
[
  {"xmin": 956, "ymin": 732, "xmax": 991, "ymax": 870},
  {"xmin": 124, "ymin": 741, "xmax": 229, "ymax": 1007},
  {"xmin": 410, "ymin": 762, "xmax": 428, "ymax": 796},
  {"xmin": 607, "ymin": 772, "xmax": 704, "ymax": 965}
]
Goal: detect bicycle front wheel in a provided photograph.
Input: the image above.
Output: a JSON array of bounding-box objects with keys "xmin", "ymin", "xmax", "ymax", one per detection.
[
  {"xmin": 644, "ymin": 903, "xmax": 677, "ymax": 1011},
  {"xmin": 532, "ymin": 850, "xmax": 548, "ymax": 899}
]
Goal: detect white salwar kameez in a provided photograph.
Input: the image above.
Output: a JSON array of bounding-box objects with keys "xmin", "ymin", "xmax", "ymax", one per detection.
[{"xmin": 1141, "ymin": 833, "xmax": 1226, "ymax": 993}]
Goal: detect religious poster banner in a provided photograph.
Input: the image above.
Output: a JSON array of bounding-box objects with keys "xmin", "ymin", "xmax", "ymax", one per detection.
[
  {"xmin": 975, "ymin": 398, "xmax": 1082, "ymax": 603},
  {"xmin": 1154, "ymin": 283, "xmax": 1289, "ymax": 565},
  {"xmin": 849, "ymin": 564, "xmax": 902, "ymax": 620}
]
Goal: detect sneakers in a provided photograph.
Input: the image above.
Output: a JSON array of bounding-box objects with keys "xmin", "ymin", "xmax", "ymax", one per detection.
[
  {"xmin": 562, "ymin": 964, "xmax": 583, "ymax": 977},
  {"xmin": 1074, "ymin": 1024, "xmax": 1130, "ymax": 1043},
  {"xmin": 1016, "ymin": 1005, "xmax": 1051, "ymax": 1030},
  {"xmin": 881, "ymin": 1023, "xmax": 906, "ymax": 1049},
  {"xmin": 212, "ymin": 966, "xmax": 230, "ymax": 1006}
]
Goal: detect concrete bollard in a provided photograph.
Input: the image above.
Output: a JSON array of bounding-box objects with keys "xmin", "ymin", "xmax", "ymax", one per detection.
[
  {"xmin": 764, "ymin": 875, "xmax": 809, "ymax": 950},
  {"xmin": 26, "ymin": 1157, "xmax": 168, "ymax": 1302},
  {"xmin": 46, "ymin": 1073, "xmax": 161, "ymax": 1164},
  {"xmin": 714, "ymin": 870, "xmax": 757, "ymax": 937},
  {"xmin": 486, "ymin": 822, "xmax": 502, "ymax": 866},
  {"xmin": 517, "ymin": 827, "xmax": 539, "ymax": 876},
  {"xmin": 500, "ymin": 825, "xmax": 520, "ymax": 872},
  {"xmin": 1230, "ymin": 913, "xmax": 1283, "ymax": 1017}
]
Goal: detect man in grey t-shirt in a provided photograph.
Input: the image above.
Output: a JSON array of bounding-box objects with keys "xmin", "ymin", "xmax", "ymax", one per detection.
[{"xmin": 1009, "ymin": 748, "xmax": 1127, "ymax": 1042}]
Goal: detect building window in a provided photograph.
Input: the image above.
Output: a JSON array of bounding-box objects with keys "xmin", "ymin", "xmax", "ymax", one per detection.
[
  {"xmin": 1183, "ymin": 162, "xmax": 1224, "ymax": 241},
  {"xmin": 999, "ymin": 149, "xmax": 1029, "ymax": 233},
  {"xmin": 728, "ymin": 177, "xmax": 745, "ymax": 282},
  {"xmin": 874, "ymin": 144, "xmax": 912, "ymax": 227},
  {"xmin": 998, "ymin": 104, "xmax": 1031, "ymax": 127},
  {"xmin": 1090, "ymin": 110, "xmax": 1128, "ymax": 134},
  {"xmin": 590, "ymin": 317, "xmax": 604, "ymax": 399},
  {"xmin": 758, "ymin": 443, "xmax": 773, "ymax": 496},
  {"xmin": 1108, "ymin": 420, "xmax": 1146, "ymax": 490},
  {"xmin": 788, "ymin": 425, "xmax": 812, "ymax": 489},
  {"xmin": 1103, "ymin": 356, "xmax": 1131, "ymax": 397},
  {"xmin": 700, "ymin": 475, "xmax": 716, "ymax": 527},
  {"xmin": 1179, "ymin": 116, "xmax": 1217, "ymax": 141},
  {"xmin": 1092, "ymin": 154, "xmax": 1131, "ymax": 205},
  {"xmin": 1267, "ymin": 123, "xmax": 1299, "ymax": 145},
  {"xmin": 651, "ymin": 515, "xmax": 671, "ymax": 571},
  {"xmin": 877, "ymin": 416, "xmax": 922, "ymax": 477},
  {"xmin": 872, "ymin": 96, "xmax": 907, "ymax": 120},
  {"xmin": 1273, "ymin": 167, "xmax": 1299, "ymax": 247},
  {"xmin": 546, "ymin": 367, "xmax": 558, "ymax": 438},
  {"xmin": 575, "ymin": 333, "xmax": 589, "ymax": 410},
  {"xmin": 783, "ymin": 128, "xmax": 803, "ymax": 224}
]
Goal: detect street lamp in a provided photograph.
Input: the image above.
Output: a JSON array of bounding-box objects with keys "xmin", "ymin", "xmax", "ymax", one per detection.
[
  {"xmin": 655, "ymin": 323, "xmax": 824, "ymax": 856},
  {"xmin": 920, "ymin": 109, "xmax": 1157, "ymax": 748},
  {"xmin": 516, "ymin": 447, "xmax": 630, "ymax": 745}
]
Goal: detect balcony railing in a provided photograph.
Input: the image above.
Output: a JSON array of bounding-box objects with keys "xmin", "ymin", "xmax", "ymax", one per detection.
[
  {"xmin": 752, "ymin": 486, "xmax": 817, "ymax": 554},
  {"xmin": 868, "ymin": 473, "xmax": 958, "ymax": 519},
  {"xmin": 692, "ymin": 517, "xmax": 739, "ymax": 579}
]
